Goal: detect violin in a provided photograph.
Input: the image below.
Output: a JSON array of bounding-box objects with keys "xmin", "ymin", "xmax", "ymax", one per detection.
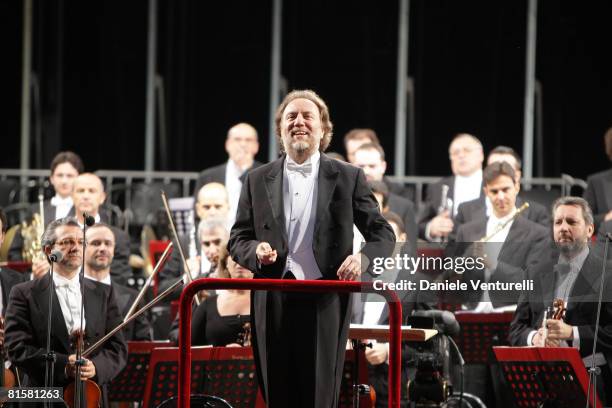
[
  {"xmin": 0, "ymin": 316, "xmax": 16, "ymax": 389},
  {"xmin": 542, "ymin": 298, "xmax": 567, "ymax": 345},
  {"xmin": 63, "ymin": 329, "xmax": 101, "ymax": 408}
]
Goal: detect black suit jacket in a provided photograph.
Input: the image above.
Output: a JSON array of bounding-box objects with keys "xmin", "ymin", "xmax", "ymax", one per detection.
[
  {"xmin": 509, "ymin": 251, "xmax": 612, "ymax": 385},
  {"xmin": 0, "ymin": 267, "xmax": 28, "ymax": 315},
  {"xmin": 387, "ymin": 193, "xmax": 418, "ymax": 255},
  {"xmin": 448, "ymin": 215, "xmax": 550, "ymax": 307},
  {"xmin": 4, "ymin": 275, "xmax": 127, "ymax": 387},
  {"xmin": 228, "ymin": 153, "xmax": 395, "ymax": 407},
  {"xmin": 229, "ymin": 153, "xmax": 395, "ymax": 279},
  {"xmin": 193, "ymin": 160, "xmax": 263, "ymax": 196},
  {"xmin": 455, "ymin": 196, "xmax": 550, "ymax": 229},
  {"xmin": 584, "ymin": 168, "xmax": 612, "ymax": 228},
  {"xmin": 112, "ymin": 282, "xmax": 153, "ymax": 341},
  {"xmin": 417, "ymin": 176, "xmax": 485, "ymax": 240}
]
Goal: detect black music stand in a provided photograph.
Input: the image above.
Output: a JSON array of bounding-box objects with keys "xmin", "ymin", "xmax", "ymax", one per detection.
[
  {"xmin": 109, "ymin": 341, "xmax": 169, "ymax": 403},
  {"xmin": 453, "ymin": 311, "xmax": 514, "ymax": 364},
  {"xmin": 493, "ymin": 346, "xmax": 603, "ymax": 408},
  {"xmin": 143, "ymin": 346, "xmax": 262, "ymax": 408}
]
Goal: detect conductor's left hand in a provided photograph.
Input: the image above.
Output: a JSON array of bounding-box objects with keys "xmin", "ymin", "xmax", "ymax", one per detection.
[{"xmin": 337, "ymin": 254, "xmax": 361, "ymax": 281}]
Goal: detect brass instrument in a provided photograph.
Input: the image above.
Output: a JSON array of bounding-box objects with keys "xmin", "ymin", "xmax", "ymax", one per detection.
[
  {"xmin": 20, "ymin": 194, "xmax": 46, "ymax": 262},
  {"xmin": 477, "ymin": 202, "xmax": 530, "ymax": 243}
]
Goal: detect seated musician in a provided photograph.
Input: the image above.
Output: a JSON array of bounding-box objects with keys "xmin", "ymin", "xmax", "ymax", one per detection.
[
  {"xmin": 510, "ymin": 197, "xmax": 612, "ymax": 404},
  {"xmin": 84, "ymin": 223, "xmax": 153, "ymax": 341},
  {"xmin": 443, "ymin": 162, "xmax": 549, "ymax": 407},
  {"xmin": 169, "ymin": 248, "xmax": 253, "ymax": 346},
  {"xmin": 352, "ymin": 211, "xmax": 420, "ymax": 408},
  {"xmin": 4, "ymin": 217, "xmax": 127, "ymax": 405}
]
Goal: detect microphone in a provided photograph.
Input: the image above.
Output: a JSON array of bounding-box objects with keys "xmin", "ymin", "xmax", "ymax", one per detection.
[
  {"xmin": 82, "ymin": 212, "xmax": 96, "ymax": 226},
  {"xmin": 413, "ymin": 310, "xmax": 460, "ymax": 336},
  {"xmin": 48, "ymin": 249, "xmax": 63, "ymax": 263}
]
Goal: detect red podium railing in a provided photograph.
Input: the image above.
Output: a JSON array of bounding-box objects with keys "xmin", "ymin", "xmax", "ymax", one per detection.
[{"xmin": 178, "ymin": 278, "xmax": 403, "ymax": 408}]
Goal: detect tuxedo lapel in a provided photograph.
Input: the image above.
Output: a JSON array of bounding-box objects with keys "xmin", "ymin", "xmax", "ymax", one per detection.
[
  {"xmin": 43, "ymin": 201, "xmax": 55, "ymax": 226},
  {"xmin": 32, "ymin": 275, "xmax": 72, "ymax": 352},
  {"xmin": 264, "ymin": 158, "xmax": 288, "ymax": 243},
  {"xmin": 314, "ymin": 155, "xmax": 339, "ymax": 237},
  {"xmin": 567, "ymin": 254, "xmax": 601, "ymax": 316}
]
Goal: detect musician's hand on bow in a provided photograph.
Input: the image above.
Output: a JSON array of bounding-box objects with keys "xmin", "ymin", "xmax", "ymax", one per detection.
[
  {"xmin": 365, "ymin": 342, "xmax": 389, "ymax": 365},
  {"xmin": 429, "ymin": 212, "xmax": 454, "ymax": 239},
  {"xmin": 545, "ymin": 319, "xmax": 573, "ymax": 341},
  {"xmin": 66, "ymin": 354, "xmax": 97, "ymax": 380},
  {"xmin": 337, "ymin": 254, "xmax": 361, "ymax": 281},
  {"xmin": 256, "ymin": 242, "xmax": 277, "ymax": 265}
]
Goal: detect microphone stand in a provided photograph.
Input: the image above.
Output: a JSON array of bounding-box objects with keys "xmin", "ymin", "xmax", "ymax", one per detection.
[
  {"xmin": 585, "ymin": 233, "xmax": 610, "ymax": 408},
  {"xmin": 44, "ymin": 256, "xmax": 57, "ymax": 408},
  {"xmin": 74, "ymin": 213, "xmax": 94, "ymax": 408}
]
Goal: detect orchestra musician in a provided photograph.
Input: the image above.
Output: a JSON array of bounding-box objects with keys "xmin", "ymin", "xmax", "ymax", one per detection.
[
  {"xmin": 509, "ymin": 197, "xmax": 612, "ymax": 404},
  {"xmin": 4, "ymin": 217, "xmax": 127, "ymax": 407}
]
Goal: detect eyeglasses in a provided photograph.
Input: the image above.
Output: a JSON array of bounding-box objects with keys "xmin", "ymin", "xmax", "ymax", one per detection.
[
  {"xmin": 201, "ymin": 238, "xmax": 222, "ymax": 247},
  {"xmin": 55, "ymin": 238, "xmax": 85, "ymax": 248}
]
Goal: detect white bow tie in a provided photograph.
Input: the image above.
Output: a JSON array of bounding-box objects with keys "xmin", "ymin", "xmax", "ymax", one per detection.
[{"xmin": 287, "ymin": 161, "xmax": 312, "ymax": 177}]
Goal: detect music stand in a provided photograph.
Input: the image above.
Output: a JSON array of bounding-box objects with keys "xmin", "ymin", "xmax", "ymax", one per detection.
[
  {"xmin": 142, "ymin": 346, "xmax": 263, "ymax": 408},
  {"xmin": 109, "ymin": 341, "xmax": 170, "ymax": 403},
  {"xmin": 453, "ymin": 311, "xmax": 514, "ymax": 364},
  {"xmin": 493, "ymin": 346, "xmax": 603, "ymax": 408},
  {"xmin": 348, "ymin": 324, "xmax": 438, "ymax": 408}
]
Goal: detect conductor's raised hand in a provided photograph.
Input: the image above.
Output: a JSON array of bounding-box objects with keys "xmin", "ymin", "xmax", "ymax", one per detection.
[
  {"xmin": 337, "ymin": 254, "xmax": 361, "ymax": 281},
  {"xmin": 256, "ymin": 242, "xmax": 277, "ymax": 265}
]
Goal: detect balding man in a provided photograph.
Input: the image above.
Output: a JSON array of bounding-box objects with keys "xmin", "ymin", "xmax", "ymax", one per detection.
[
  {"xmin": 194, "ymin": 123, "xmax": 262, "ymax": 227},
  {"xmin": 195, "ymin": 182, "xmax": 230, "ymax": 227},
  {"xmin": 418, "ymin": 133, "xmax": 484, "ymax": 241}
]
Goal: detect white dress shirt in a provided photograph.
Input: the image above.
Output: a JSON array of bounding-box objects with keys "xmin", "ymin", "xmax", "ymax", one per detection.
[
  {"xmin": 282, "ymin": 151, "xmax": 321, "ymax": 280},
  {"xmin": 473, "ymin": 209, "xmax": 516, "ymax": 312},
  {"xmin": 51, "ymin": 195, "xmax": 74, "ymax": 220},
  {"xmin": 53, "ymin": 273, "xmax": 86, "ymax": 334},
  {"xmin": 452, "ymin": 169, "xmax": 483, "ymax": 217}
]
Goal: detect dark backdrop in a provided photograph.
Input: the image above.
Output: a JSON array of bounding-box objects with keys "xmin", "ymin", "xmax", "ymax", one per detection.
[{"xmin": 1, "ymin": 0, "xmax": 610, "ymax": 179}]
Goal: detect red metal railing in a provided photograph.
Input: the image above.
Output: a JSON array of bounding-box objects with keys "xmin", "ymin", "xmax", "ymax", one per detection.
[{"xmin": 178, "ymin": 278, "xmax": 403, "ymax": 408}]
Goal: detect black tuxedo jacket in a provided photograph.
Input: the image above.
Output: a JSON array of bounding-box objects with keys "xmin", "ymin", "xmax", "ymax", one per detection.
[
  {"xmin": 0, "ymin": 267, "xmax": 28, "ymax": 314},
  {"xmin": 193, "ymin": 160, "xmax": 263, "ymax": 196},
  {"xmin": 509, "ymin": 252, "xmax": 612, "ymax": 383},
  {"xmin": 4, "ymin": 274, "xmax": 127, "ymax": 387},
  {"xmin": 228, "ymin": 153, "xmax": 395, "ymax": 407},
  {"xmin": 417, "ymin": 176, "xmax": 485, "ymax": 240},
  {"xmin": 387, "ymin": 192, "xmax": 418, "ymax": 254},
  {"xmin": 584, "ymin": 168, "xmax": 612, "ymax": 228},
  {"xmin": 455, "ymin": 195, "xmax": 550, "ymax": 229},
  {"xmin": 113, "ymin": 282, "xmax": 153, "ymax": 341},
  {"xmin": 229, "ymin": 153, "xmax": 395, "ymax": 278},
  {"xmin": 448, "ymin": 215, "xmax": 550, "ymax": 306}
]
